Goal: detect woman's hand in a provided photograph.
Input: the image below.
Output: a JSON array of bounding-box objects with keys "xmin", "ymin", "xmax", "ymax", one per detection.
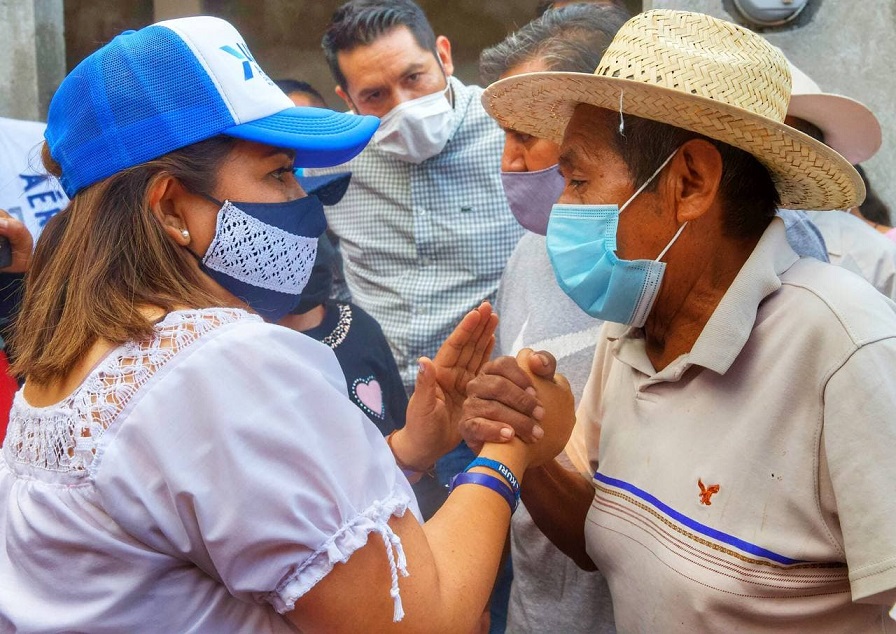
[{"xmin": 395, "ymin": 303, "xmax": 498, "ymax": 472}]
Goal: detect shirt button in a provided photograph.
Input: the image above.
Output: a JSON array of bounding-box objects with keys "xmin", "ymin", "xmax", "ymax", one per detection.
[{"xmin": 416, "ymin": 207, "xmax": 428, "ymax": 216}]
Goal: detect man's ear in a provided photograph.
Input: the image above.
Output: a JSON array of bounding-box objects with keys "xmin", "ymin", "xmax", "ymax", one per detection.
[
  {"xmin": 334, "ymin": 85, "xmax": 354, "ymax": 113},
  {"xmin": 148, "ymin": 175, "xmax": 192, "ymax": 247},
  {"xmin": 666, "ymin": 139, "xmax": 723, "ymax": 224},
  {"xmin": 435, "ymin": 35, "xmax": 454, "ymax": 77}
]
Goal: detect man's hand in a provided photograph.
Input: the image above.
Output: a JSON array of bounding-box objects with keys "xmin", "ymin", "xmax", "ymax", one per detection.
[
  {"xmin": 461, "ymin": 348, "xmax": 572, "ymax": 456},
  {"xmin": 398, "ymin": 303, "xmax": 498, "ymax": 470},
  {"xmin": 0, "ymin": 210, "xmax": 33, "ymax": 273}
]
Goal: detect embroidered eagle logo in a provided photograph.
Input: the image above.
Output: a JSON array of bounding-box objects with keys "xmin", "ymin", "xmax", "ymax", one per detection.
[{"xmin": 698, "ymin": 478, "xmax": 720, "ymax": 505}]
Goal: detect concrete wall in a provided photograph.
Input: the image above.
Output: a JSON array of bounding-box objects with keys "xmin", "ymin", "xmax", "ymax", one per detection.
[
  {"xmin": 60, "ymin": 1, "xmax": 548, "ymax": 110},
  {"xmin": 648, "ymin": 0, "xmax": 895, "ymax": 215},
  {"xmin": 0, "ymin": 0, "xmax": 64, "ymax": 121},
  {"xmin": 201, "ymin": 0, "xmax": 544, "ymax": 109},
  {"xmin": 63, "ymin": 1, "xmax": 152, "ymax": 75}
]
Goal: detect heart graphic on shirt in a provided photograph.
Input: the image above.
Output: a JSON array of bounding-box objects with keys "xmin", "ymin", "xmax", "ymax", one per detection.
[{"xmin": 353, "ymin": 377, "xmax": 384, "ymax": 419}]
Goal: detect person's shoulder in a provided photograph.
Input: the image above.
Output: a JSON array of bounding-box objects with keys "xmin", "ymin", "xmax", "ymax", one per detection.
[
  {"xmin": 161, "ymin": 307, "xmax": 336, "ymax": 367},
  {"xmin": 511, "ymin": 232, "xmax": 547, "ymax": 257},
  {"xmin": 156, "ymin": 306, "xmax": 261, "ymax": 338},
  {"xmin": 451, "ymin": 76, "xmax": 485, "ymax": 99},
  {"xmin": 453, "ymin": 78, "xmax": 484, "ymax": 99},
  {"xmin": 151, "ymin": 307, "xmax": 259, "ymax": 346},
  {"xmin": 451, "ymin": 78, "xmax": 500, "ymax": 134},
  {"xmin": 808, "ymin": 210, "xmax": 896, "ymax": 257},
  {"xmin": 0, "ymin": 116, "xmax": 47, "ymax": 137},
  {"xmin": 818, "ymin": 210, "xmax": 896, "ymax": 248},
  {"xmin": 504, "ymin": 233, "xmax": 550, "ymax": 278},
  {"xmin": 338, "ymin": 301, "xmax": 385, "ymax": 336},
  {"xmin": 780, "ymin": 258, "xmax": 896, "ymax": 346}
]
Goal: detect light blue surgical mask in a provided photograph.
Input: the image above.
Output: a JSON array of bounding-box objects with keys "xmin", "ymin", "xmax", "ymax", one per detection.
[{"xmin": 546, "ymin": 149, "xmax": 686, "ymax": 327}]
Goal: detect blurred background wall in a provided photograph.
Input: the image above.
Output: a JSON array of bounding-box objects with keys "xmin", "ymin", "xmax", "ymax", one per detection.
[
  {"xmin": 61, "ymin": 0, "xmax": 554, "ymax": 109},
  {"xmin": 1, "ymin": 0, "xmax": 891, "ymax": 210}
]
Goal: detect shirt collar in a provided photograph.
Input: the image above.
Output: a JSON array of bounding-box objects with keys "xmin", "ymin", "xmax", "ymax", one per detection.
[{"xmin": 605, "ymin": 217, "xmax": 798, "ymax": 378}]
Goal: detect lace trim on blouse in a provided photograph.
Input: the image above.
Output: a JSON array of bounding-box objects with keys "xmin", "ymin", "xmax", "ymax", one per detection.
[{"xmin": 5, "ymin": 308, "xmax": 256, "ymax": 474}]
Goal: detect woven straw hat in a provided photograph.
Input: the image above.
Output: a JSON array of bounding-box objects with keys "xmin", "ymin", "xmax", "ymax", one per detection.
[{"xmin": 483, "ymin": 10, "xmax": 864, "ymax": 211}]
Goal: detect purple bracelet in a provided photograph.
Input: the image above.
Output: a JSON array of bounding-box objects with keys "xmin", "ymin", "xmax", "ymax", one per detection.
[{"xmin": 449, "ymin": 471, "xmax": 518, "ymax": 513}]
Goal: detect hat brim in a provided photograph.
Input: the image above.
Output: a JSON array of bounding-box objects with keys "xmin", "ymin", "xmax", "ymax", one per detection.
[
  {"xmin": 296, "ymin": 172, "xmax": 352, "ymax": 206},
  {"xmin": 224, "ymin": 106, "xmax": 378, "ymax": 168},
  {"xmin": 483, "ymin": 72, "xmax": 865, "ymax": 211},
  {"xmin": 788, "ymin": 93, "xmax": 881, "ymax": 166}
]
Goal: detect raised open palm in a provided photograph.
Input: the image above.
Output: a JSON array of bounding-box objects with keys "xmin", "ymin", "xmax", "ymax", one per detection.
[{"xmin": 396, "ymin": 303, "xmax": 498, "ymax": 470}]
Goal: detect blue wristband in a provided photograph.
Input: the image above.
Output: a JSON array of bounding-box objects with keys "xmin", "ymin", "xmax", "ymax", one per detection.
[
  {"xmin": 449, "ymin": 472, "xmax": 518, "ymax": 513},
  {"xmin": 465, "ymin": 457, "xmax": 520, "ymax": 499}
]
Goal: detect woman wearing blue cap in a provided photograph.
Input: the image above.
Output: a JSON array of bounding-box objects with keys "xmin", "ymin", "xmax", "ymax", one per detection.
[{"xmin": 0, "ymin": 16, "xmax": 573, "ymax": 632}]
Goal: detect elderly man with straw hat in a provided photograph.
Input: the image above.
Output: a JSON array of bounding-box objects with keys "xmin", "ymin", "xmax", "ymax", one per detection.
[{"xmin": 461, "ymin": 9, "xmax": 896, "ymax": 632}]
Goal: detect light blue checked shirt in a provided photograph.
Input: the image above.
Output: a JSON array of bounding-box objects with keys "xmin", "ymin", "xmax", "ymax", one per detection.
[{"xmin": 308, "ymin": 77, "xmax": 523, "ymax": 390}]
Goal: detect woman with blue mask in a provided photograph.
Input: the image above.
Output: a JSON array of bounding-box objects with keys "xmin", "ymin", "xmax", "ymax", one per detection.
[{"xmin": 0, "ymin": 16, "xmax": 574, "ymax": 633}]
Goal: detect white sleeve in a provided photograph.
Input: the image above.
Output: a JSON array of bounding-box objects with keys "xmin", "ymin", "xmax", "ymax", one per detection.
[
  {"xmin": 93, "ymin": 321, "xmax": 418, "ymax": 616},
  {"xmin": 822, "ymin": 337, "xmax": 896, "ymax": 605}
]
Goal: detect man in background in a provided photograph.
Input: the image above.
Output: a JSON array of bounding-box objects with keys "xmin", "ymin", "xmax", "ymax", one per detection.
[
  {"xmin": 273, "ymin": 79, "xmax": 330, "ymax": 109},
  {"xmin": 308, "ymin": 0, "xmax": 523, "ymax": 491}
]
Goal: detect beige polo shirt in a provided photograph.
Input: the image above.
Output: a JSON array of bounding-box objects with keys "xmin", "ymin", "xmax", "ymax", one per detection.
[{"xmin": 570, "ymin": 218, "xmax": 896, "ymax": 632}]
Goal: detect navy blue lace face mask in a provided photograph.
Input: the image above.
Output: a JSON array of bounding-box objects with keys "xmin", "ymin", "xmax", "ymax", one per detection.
[{"xmin": 198, "ymin": 194, "xmax": 327, "ymax": 321}]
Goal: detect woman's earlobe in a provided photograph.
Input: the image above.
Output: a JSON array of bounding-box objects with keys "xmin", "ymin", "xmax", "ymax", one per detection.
[
  {"xmin": 158, "ymin": 221, "xmax": 191, "ymax": 247},
  {"xmin": 148, "ymin": 176, "xmax": 193, "ymax": 246}
]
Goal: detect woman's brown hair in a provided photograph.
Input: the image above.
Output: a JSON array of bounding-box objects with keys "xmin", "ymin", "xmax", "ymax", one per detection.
[{"xmin": 10, "ymin": 136, "xmax": 238, "ymax": 384}]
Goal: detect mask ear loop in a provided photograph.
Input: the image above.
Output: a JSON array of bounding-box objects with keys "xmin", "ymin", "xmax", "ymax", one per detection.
[
  {"xmin": 655, "ymin": 221, "xmax": 688, "ymax": 263},
  {"xmin": 435, "ymin": 56, "xmax": 454, "ymax": 108},
  {"xmin": 619, "ymin": 148, "xmax": 679, "ymax": 214}
]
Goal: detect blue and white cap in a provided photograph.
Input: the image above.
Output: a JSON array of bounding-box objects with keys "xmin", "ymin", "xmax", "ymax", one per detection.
[{"xmin": 45, "ymin": 16, "xmax": 378, "ymax": 197}]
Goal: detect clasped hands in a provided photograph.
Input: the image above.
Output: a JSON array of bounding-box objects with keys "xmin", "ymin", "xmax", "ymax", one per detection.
[{"xmin": 393, "ymin": 302, "xmax": 575, "ymax": 474}]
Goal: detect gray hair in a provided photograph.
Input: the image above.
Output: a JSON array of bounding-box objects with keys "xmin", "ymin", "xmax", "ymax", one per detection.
[{"xmin": 479, "ymin": 3, "xmax": 630, "ymax": 85}]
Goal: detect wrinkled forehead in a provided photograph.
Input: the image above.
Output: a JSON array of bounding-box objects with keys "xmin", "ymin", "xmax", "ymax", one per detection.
[{"xmin": 558, "ymin": 105, "xmax": 621, "ymax": 162}]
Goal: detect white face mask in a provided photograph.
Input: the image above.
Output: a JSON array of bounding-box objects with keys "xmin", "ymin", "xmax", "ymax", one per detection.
[{"xmin": 373, "ymin": 82, "xmax": 453, "ymax": 163}]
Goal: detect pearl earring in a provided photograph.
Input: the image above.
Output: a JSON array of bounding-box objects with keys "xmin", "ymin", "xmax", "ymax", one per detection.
[{"xmin": 181, "ymin": 229, "xmax": 190, "ymax": 240}]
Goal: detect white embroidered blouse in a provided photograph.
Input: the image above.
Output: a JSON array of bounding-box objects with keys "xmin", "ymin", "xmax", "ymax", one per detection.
[{"xmin": 0, "ymin": 308, "xmax": 418, "ymax": 632}]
